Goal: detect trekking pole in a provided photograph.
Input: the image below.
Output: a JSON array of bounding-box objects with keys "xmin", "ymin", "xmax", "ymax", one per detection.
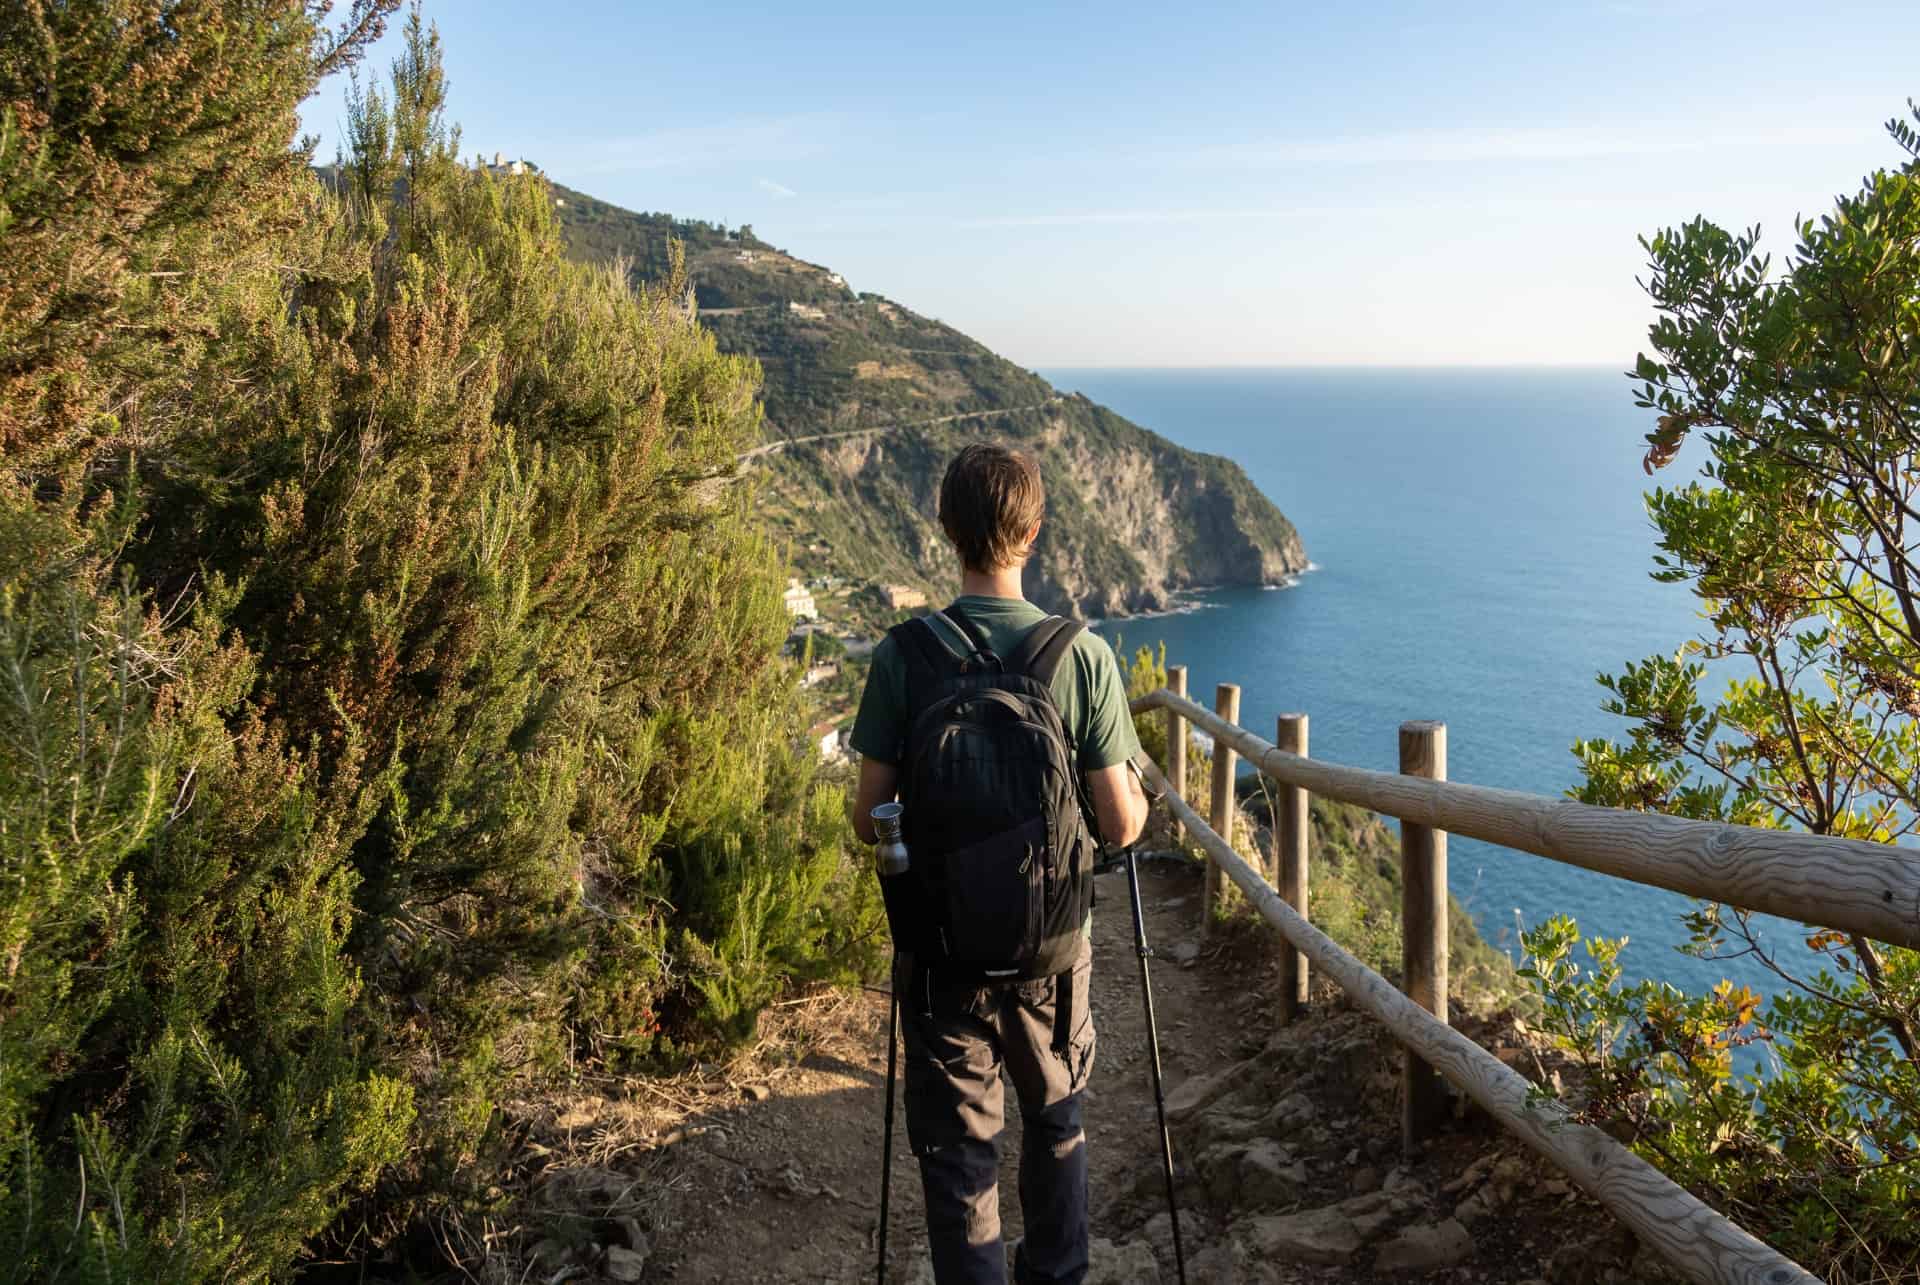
[
  {"xmin": 1124, "ymin": 843, "xmax": 1188, "ymax": 1285},
  {"xmin": 871, "ymin": 803, "xmax": 912, "ymax": 1285},
  {"xmin": 877, "ymin": 961, "xmax": 900, "ymax": 1284}
]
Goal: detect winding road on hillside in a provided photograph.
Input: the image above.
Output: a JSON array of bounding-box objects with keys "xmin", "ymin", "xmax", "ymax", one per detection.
[{"xmin": 734, "ymin": 398, "xmax": 1063, "ymax": 463}]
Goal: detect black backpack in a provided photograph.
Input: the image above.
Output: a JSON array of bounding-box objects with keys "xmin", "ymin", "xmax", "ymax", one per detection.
[{"xmin": 880, "ymin": 602, "xmax": 1101, "ymax": 981}]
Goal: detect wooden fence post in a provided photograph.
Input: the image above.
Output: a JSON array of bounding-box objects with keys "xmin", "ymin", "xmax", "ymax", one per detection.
[
  {"xmin": 1164, "ymin": 666, "xmax": 1188, "ymax": 833},
  {"xmin": 1399, "ymin": 720, "xmax": 1448, "ymax": 1153},
  {"xmin": 1275, "ymin": 713, "xmax": 1310, "ymax": 1024},
  {"xmin": 1205, "ymin": 683, "xmax": 1241, "ymax": 935}
]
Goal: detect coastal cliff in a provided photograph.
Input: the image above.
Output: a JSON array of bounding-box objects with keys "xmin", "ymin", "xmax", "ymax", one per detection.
[{"xmin": 551, "ymin": 187, "xmax": 1308, "ymax": 618}]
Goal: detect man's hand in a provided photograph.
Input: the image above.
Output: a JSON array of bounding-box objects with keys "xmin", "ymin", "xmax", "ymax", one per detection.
[
  {"xmin": 851, "ymin": 757, "xmax": 899, "ymax": 845},
  {"xmin": 1086, "ymin": 760, "xmax": 1148, "ymax": 848}
]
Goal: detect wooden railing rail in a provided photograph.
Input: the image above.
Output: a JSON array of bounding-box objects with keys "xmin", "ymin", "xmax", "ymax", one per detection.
[
  {"xmin": 1132, "ymin": 751, "xmax": 1820, "ymax": 1285},
  {"xmin": 1131, "ymin": 687, "xmax": 1920, "ymax": 949}
]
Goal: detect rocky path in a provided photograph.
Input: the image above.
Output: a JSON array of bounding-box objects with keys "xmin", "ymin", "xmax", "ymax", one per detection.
[
  {"xmin": 630, "ymin": 858, "xmax": 1230, "ymax": 1282},
  {"xmin": 502, "ymin": 857, "xmax": 1680, "ymax": 1284}
]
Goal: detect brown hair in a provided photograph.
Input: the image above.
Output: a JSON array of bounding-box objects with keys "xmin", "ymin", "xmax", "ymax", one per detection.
[{"xmin": 938, "ymin": 443, "xmax": 1046, "ymax": 572}]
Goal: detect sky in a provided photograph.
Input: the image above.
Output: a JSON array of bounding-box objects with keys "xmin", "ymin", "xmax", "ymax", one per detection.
[{"xmin": 299, "ymin": 2, "xmax": 1918, "ymax": 368}]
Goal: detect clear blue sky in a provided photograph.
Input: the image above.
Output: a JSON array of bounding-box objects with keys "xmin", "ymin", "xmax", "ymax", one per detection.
[{"xmin": 300, "ymin": 2, "xmax": 1917, "ymax": 367}]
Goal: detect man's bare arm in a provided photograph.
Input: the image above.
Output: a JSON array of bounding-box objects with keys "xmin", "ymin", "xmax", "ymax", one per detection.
[
  {"xmin": 851, "ymin": 757, "xmax": 900, "ymax": 845},
  {"xmin": 1086, "ymin": 760, "xmax": 1148, "ymax": 848}
]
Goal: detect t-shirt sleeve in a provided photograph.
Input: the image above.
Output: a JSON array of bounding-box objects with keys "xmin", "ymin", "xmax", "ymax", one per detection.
[
  {"xmin": 848, "ymin": 635, "xmax": 911, "ymax": 766},
  {"xmin": 1073, "ymin": 632, "xmax": 1142, "ymax": 771}
]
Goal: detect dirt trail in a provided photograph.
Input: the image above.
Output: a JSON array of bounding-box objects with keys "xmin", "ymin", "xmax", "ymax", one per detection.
[
  {"xmin": 503, "ymin": 854, "xmax": 1672, "ymax": 1285},
  {"xmin": 642, "ymin": 858, "xmax": 1226, "ymax": 1282}
]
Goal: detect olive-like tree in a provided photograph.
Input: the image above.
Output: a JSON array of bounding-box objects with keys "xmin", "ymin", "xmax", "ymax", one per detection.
[{"xmin": 1527, "ymin": 104, "xmax": 1920, "ymax": 1279}]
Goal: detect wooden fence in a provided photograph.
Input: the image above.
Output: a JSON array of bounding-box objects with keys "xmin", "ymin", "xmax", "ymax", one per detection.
[{"xmin": 1130, "ymin": 666, "xmax": 1920, "ymax": 1285}]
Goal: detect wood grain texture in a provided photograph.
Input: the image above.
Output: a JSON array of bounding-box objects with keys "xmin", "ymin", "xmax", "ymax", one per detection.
[
  {"xmin": 1165, "ymin": 666, "xmax": 1188, "ymax": 838},
  {"xmin": 1134, "ymin": 752, "xmax": 1822, "ymax": 1285},
  {"xmin": 1274, "ymin": 712, "xmax": 1310, "ymax": 1024},
  {"xmin": 1131, "ymin": 689, "xmax": 1920, "ymax": 949},
  {"xmin": 1205, "ymin": 683, "xmax": 1241, "ymax": 937},
  {"xmin": 1399, "ymin": 720, "xmax": 1449, "ymax": 1153}
]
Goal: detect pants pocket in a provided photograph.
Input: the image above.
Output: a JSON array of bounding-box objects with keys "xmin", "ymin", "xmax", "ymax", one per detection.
[{"xmin": 902, "ymin": 1003, "xmax": 1000, "ymax": 1157}]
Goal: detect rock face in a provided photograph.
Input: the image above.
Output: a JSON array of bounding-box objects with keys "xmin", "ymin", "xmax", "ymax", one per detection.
[
  {"xmin": 754, "ymin": 393, "xmax": 1306, "ymax": 622},
  {"xmin": 1024, "ymin": 407, "xmax": 1307, "ymax": 619}
]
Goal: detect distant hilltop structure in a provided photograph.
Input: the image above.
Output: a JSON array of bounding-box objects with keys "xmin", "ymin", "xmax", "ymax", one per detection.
[
  {"xmin": 483, "ymin": 150, "xmax": 531, "ymax": 177},
  {"xmin": 883, "ymin": 584, "xmax": 926, "ymax": 610}
]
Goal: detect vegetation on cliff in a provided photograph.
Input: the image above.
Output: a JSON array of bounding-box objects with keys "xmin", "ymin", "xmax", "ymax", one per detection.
[
  {"xmin": 1523, "ymin": 105, "xmax": 1920, "ymax": 1280},
  {"xmin": 0, "ymin": 6, "xmax": 880, "ymax": 1277}
]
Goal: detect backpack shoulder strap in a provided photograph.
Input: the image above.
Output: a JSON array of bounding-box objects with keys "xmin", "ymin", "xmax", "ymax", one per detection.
[
  {"xmin": 1006, "ymin": 615, "xmax": 1086, "ymax": 687},
  {"xmin": 940, "ymin": 601, "xmax": 1001, "ymax": 669},
  {"xmin": 888, "ymin": 617, "xmax": 965, "ymax": 716}
]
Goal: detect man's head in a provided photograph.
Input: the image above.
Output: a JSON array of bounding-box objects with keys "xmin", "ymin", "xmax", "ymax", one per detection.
[{"xmin": 938, "ymin": 443, "xmax": 1046, "ymax": 573}]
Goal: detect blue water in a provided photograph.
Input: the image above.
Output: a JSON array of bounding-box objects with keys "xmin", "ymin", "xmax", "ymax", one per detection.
[{"xmin": 1043, "ymin": 366, "xmax": 1803, "ymax": 1006}]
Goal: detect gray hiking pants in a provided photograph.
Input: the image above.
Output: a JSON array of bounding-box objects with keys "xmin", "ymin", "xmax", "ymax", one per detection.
[{"xmin": 901, "ymin": 941, "xmax": 1096, "ymax": 1285}]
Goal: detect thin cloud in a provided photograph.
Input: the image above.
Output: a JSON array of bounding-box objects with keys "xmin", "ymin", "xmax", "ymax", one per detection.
[
  {"xmin": 1190, "ymin": 123, "xmax": 1860, "ymax": 168},
  {"xmin": 757, "ymin": 177, "xmax": 797, "ymax": 199},
  {"xmin": 954, "ymin": 206, "xmax": 1354, "ymax": 229},
  {"xmin": 953, "ymin": 194, "xmax": 1684, "ymax": 230}
]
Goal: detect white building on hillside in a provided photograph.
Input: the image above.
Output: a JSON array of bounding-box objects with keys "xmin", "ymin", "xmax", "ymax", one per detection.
[{"xmin": 782, "ymin": 578, "xmax": 818, "ymax": 620}]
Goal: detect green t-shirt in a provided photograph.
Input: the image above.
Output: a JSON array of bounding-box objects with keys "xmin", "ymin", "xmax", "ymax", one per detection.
[{"xmin": 849, "ymin": 594, "xmax": 1141, "ymax": 772}]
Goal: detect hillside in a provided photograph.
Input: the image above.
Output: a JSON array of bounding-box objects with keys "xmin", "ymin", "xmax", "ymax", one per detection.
[{"xmin": 549, "ymin": 183, "xmax": 1308, "ymax": 620}]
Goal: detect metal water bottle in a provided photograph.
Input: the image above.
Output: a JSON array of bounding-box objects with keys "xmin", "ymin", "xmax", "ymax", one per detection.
[{"xmin": 871, "ymin": 802, "xmax": 910, "ymax": 878}]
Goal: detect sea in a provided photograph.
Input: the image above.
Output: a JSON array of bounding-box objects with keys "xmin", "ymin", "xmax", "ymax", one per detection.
[{"xmin": 1042, "ymin": 365, "xmax": 1809, "ymax": 1014}]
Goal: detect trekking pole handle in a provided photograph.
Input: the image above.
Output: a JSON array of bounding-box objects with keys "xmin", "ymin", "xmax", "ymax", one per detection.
[{"xmin": 1093, "ymin": 841, "xmax": 1133, "ymax": 878}]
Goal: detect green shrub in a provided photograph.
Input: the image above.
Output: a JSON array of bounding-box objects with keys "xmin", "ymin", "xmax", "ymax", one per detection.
[
  {"xmin": 0, "ymin": 478, "xmax": 415, "ymax": 1281},
  {"xmin": 0, "ymin": 3, "xmax": 882, "ymax": 1275}
]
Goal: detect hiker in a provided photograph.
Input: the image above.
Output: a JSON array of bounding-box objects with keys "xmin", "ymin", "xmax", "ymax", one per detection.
[{"xmin": 851, "ymin": 442, "xmax": 1150, "ymax": 1285}]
